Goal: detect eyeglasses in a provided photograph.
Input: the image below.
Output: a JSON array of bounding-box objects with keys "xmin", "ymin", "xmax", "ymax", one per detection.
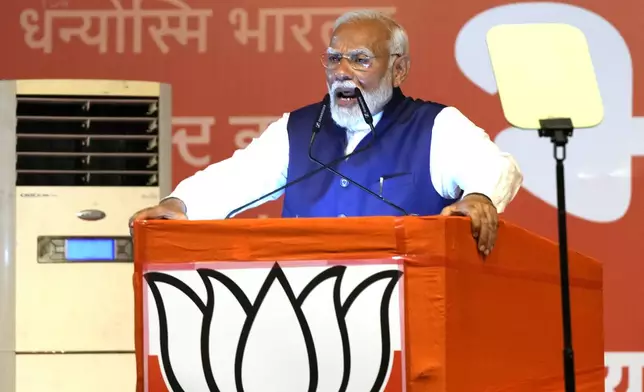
[{"xmin": 320, "ymin": 52, "xmax": 400, "ymax": 71}]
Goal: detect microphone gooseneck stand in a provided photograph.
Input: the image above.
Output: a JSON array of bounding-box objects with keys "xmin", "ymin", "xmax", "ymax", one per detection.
[
  {"xmin": 226, "ymin": 90, "xmax": 381, "ymax": 219},
  {"xmin": 226, "ymin": 88, "xmax": 410, "ymax": 219},
  {"xmin": 307, "ymin": 88, "xmax": 409, "ymax": 216}
]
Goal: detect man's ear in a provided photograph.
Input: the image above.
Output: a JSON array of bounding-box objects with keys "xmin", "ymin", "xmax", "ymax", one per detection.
[{"xmin": 392, "ymin": 55, "xmax": 410, "ymax": 87}]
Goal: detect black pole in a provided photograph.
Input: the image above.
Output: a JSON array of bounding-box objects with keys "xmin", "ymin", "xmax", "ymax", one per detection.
[{"xmin": 539, "ymin": 118, "xmax": 576, "ymax": 392}]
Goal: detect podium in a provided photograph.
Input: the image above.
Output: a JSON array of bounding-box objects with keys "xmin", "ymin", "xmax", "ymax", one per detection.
[{"xmin": 132, "ymin": 216, "xmax": 605, "ymax": 392}]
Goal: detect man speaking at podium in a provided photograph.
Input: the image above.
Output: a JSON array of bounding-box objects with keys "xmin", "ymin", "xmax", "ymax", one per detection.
[{"xmin": 130, "ymin": 10, "xmax": 523, "ymax": 255}]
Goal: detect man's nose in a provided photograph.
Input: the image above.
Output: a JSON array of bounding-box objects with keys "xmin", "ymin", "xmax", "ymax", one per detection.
[
  {"xmin": 334, "ymin": 73, "xmax": 352, "ymax": 83},
  {"xmin": 333, "ymin": 60, "xmax": 354, "ymax": 82}
]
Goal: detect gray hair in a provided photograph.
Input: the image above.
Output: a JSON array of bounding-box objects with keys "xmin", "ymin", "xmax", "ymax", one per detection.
[{"xmin": 333, "ymin": 10, "xmax": 409, "ymax": 59}]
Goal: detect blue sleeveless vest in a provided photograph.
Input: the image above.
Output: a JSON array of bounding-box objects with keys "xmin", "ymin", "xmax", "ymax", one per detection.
[{"xmin": 281, "ymin": 88, "xmax": 456, "ymax": 218}]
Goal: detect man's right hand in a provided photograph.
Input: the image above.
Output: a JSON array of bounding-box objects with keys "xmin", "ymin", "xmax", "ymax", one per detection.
[{"xmin": 128, "ymin": 197, "xmax": 188, "ymax": 235}]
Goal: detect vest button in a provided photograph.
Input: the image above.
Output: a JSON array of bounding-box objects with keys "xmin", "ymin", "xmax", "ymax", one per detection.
[
  {"xmin": 340, "ymin": 178, "xmax": 349, "ymax": 187},
  {"xmin": 338, "ymin": 214, "xmax": 346, "ymax": 217}
]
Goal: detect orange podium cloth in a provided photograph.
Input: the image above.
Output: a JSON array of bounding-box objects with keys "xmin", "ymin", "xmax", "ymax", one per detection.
[{"xmin": 133, "ymin": 216, "xmax": 604, "ymax": 392}]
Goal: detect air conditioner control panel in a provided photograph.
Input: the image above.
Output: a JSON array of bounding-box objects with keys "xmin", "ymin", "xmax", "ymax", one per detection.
[{"xmin": 37, "ymin": 236, "xmax": 132, "ymax": 263}]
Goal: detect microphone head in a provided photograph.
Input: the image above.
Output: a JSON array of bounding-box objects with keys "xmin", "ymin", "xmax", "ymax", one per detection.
[
  {"xmin": 354, "ymin": 87, "xmax": 373, "ymax": 125},
  {"xmin": 313, "ymin": 94, "xmax": 330, "ymax": 134}
]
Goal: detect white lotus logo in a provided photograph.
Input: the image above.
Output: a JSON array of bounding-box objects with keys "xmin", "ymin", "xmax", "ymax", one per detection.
[
  {"xmin": 455, "ymin": 2, "xmax": 644, "ymax": 223},
  {"xmin": 145, "ymin": 263, "xmax": 403, "ymax": 391}
]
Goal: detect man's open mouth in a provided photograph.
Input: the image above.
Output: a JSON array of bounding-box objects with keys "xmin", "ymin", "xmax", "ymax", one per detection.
[{"xmin": 334, "ymin": 87, "xmax": 358, "ymax": 103}]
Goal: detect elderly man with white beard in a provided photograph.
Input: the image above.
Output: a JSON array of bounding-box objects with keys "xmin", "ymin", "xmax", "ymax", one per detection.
[{"xmin": 129, "ymin": 10, "xmax": 523, "ymax": 255}]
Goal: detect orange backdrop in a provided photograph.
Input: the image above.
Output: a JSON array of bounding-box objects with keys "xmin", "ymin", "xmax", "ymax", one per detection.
[{"xmin": 2, "ymin": 0, "xmax": 642, "ymax": 359}]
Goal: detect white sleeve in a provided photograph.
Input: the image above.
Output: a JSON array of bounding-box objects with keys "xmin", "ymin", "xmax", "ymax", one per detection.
[
  {"xmin": 168, "ymin": 113, "xmax": 290, "ymax": 220},
  {"xmin": 429, "ymin": 107, "xmax": 523, "ymax": 213}
]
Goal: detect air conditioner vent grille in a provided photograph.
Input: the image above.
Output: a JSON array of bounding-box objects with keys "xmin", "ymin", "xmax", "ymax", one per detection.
[{"xmin": 16, "ymin": 94, "xmax": 160, "ymax": 187}]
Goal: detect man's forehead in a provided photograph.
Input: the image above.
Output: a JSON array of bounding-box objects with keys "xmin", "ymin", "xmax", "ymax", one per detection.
[{"xmin": 329, "ymin": 20, "xmax": 390, "ymax": 53}]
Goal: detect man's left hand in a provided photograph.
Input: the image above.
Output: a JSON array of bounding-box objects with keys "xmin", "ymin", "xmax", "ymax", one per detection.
[{"xmin": 440, "ymin": 193, "xmax": 498, "ymax": 256}]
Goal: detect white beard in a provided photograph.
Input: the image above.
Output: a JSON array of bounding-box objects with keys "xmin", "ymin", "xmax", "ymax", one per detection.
[{"xmin": 328, "ymin": 74, "xmax": 393, "ymax": 132}]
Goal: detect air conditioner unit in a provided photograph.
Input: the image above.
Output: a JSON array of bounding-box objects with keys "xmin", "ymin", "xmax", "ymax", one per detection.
[{"xmin": 0, "ymin": 79, "xmax": 172, "ymax": 392}]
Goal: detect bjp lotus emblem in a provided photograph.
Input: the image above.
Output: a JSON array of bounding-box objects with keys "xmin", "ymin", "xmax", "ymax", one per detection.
[{"xmin": 144, "ymin": 261, "xmax": 405, "ymax": 392}]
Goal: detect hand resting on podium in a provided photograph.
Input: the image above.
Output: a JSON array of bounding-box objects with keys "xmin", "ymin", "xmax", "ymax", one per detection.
[{"xmin": 129, "ymin": 197, "xmax": 187, "ymax": 235}]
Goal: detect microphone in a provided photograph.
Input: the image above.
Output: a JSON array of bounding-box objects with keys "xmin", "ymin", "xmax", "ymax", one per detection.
[
  {"xmin": 225, "ymin": 93, "xmax": 373, "ymax": 219},
  {"xmin": 354, "ymin": 87, "xmax": 376, "ymax": 149},
  {"xmin": 312, "ymin": 93, "xmax": 330, "ymax": 136},
  {"xmin": 224, "ymin": 90, "xmax": 408, "ymax": 219},
  {"xmin": 307, "ymin": 88, "xmax": 409, "ymax": 216},
  {"xmin": 355, "ymin": 87, "xmax": 374, "ymax": 128}
]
